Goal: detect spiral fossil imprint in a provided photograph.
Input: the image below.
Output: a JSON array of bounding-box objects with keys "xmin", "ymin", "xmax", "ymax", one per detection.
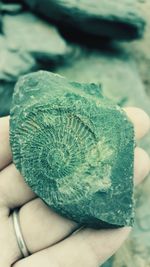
[{"xmin": 10, "ymin": 71, "xmax": 135, "ymax": 228}]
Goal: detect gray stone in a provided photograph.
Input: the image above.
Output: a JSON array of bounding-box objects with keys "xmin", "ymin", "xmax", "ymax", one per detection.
[
  {"xmin": 0, "ymin": 3, "xmax": 3, "ymax": 32},
  {"xmin": 0, "ymin": 35, "xmax": 36, "ymax": 116},
  {"xmin": 3, "ymin": 12, "xmax": 72, "ymax": 62},
  {"xmin": 57, "ymin": 48, "xmax": 150, "ymax": 114},
  {"xmin": 0, "ymin": 12, "xmax": 73, "ymax": 83},
  {"xmin": 0, "ymin": 3, "xmax": 23, "ymax": 14},
  {"xmin": 24, "ymin": 0, "xmax": 145, "ymax": 40},
  {"xmin": 10, "ymin": 70, "xmax": 134, "ymax": 228},
  {"xmin": 0, "ymin": 36, "xmax": 36, "ymax": 82},
  {"xmin": 0, "ymin": 12, "xmax": 74, "ymax": 117}
]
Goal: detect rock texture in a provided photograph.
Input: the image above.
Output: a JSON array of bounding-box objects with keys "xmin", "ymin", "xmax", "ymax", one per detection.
[
  {"xmin": 10, "ymin": 71, "xmax": 135, "ymax": 228},
  {"xmin": 23, "ymin": 0, "xmax": 145, "ymax": 40}
]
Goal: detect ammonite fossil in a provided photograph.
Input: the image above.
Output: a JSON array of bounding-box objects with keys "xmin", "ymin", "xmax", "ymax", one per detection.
[{"xmin": 10, "ymin": 71, "xmax": 135, "ymax": 228}]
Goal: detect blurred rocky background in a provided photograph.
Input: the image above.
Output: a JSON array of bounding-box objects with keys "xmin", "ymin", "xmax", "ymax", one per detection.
[{"xmin": 0, "ymin": 1, "xmax": 150, "ymax": 266}]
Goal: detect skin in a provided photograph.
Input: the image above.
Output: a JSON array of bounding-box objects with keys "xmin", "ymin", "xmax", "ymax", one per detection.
[{"xmin": 0, "ymin": 107, "xmax": 150, "ymax": 267}]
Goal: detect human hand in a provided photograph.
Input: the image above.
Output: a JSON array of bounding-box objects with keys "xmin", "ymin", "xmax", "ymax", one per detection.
[{"xmin": 0, "ymin": 107, "xmax": 150, "ymax": 267}]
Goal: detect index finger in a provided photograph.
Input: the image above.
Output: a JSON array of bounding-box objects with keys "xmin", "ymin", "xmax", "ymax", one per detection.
[{"xmin": 0, "ymin": 116, "xmax": 12, "ymax": 170}]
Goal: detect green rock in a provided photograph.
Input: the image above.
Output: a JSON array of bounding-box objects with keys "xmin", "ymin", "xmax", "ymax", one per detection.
[
  {"xmin": 23, "ymin": 0, "xmax": 145, "ymax": 40},
  {"xmin": 10, "ymin": 70, "xmax": 135, "ymax": 228},
  {"xmin": 0, "ymin": 81, "xmax": 14, "ymax": 117},
  {"xmin": 101, "ymin": 258, "xmax": 114, "ymax": 267}
]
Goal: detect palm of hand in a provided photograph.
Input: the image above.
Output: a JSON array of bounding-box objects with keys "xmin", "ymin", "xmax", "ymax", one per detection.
[{"xmin": 0, "ymin": 107, "xmax": 150, "ymax": 267}]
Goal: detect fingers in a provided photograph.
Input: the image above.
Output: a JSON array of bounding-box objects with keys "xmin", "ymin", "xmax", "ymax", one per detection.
[
  {"xmin": 13, "ymin": 227, "xmax": 131, "ymax": 267},
  {"xmin": 0, "ymin": 116, "xmax": 12, "ymax": 170},
  {"xmin": 9, "ymin": 143, "xmax": 150, "ymax": 267},
  {"xmin": 11, "ymin": 143, "xmax": 150, "ymax": 267},
  {"xmin": 0, "ymin": 143, "xmax": 148, "ymax": 266},
  {"xmin": 124, "ymin": 107, "xmax": 150, "ymax": 140},
  {"xmin": 134, "ymin": 147, "xmax": 150, "ymax": 186},
  {"xmin": 0, "ymin": 145, "xmax": 149, "ymax": 263},
  {"xmin": 1, "ymin": 107, "xmax": 149, "ymax": 267},
  {"xmin": 6, "ymin": 145, "xmax": 149, "ymax": 258},
  {"xmin": 124, "ymin": 107, "xmax": 150, "ymax": 184},
  {"xmin": 0, "ymin": 107, "xmax": 149, "ymax": 264},
  {"xmin": 0, "ymin": 164, "xmax": 36, "ymax": 209},
  {"xmin": 1, "ymin": 196, "xmax": 78, "ymax": 265},
  {"xmin": 18, "ymin": 198, "xmax": 78, "ymax": 253}
]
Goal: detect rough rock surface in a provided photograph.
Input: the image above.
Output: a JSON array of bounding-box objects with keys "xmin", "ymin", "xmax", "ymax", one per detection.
[
  {"xmin": 24, "ymin": 0, "xmax": 145, "ymax": 40},
  {"xmin": 10, "ymin": 71, "xmax": 134, "ymax": 228}
]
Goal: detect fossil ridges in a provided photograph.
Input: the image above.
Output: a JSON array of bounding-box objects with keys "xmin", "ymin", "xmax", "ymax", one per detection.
[{"xmin": 10, "ymin": 71, "xmax": 135, "ymax": 228}]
